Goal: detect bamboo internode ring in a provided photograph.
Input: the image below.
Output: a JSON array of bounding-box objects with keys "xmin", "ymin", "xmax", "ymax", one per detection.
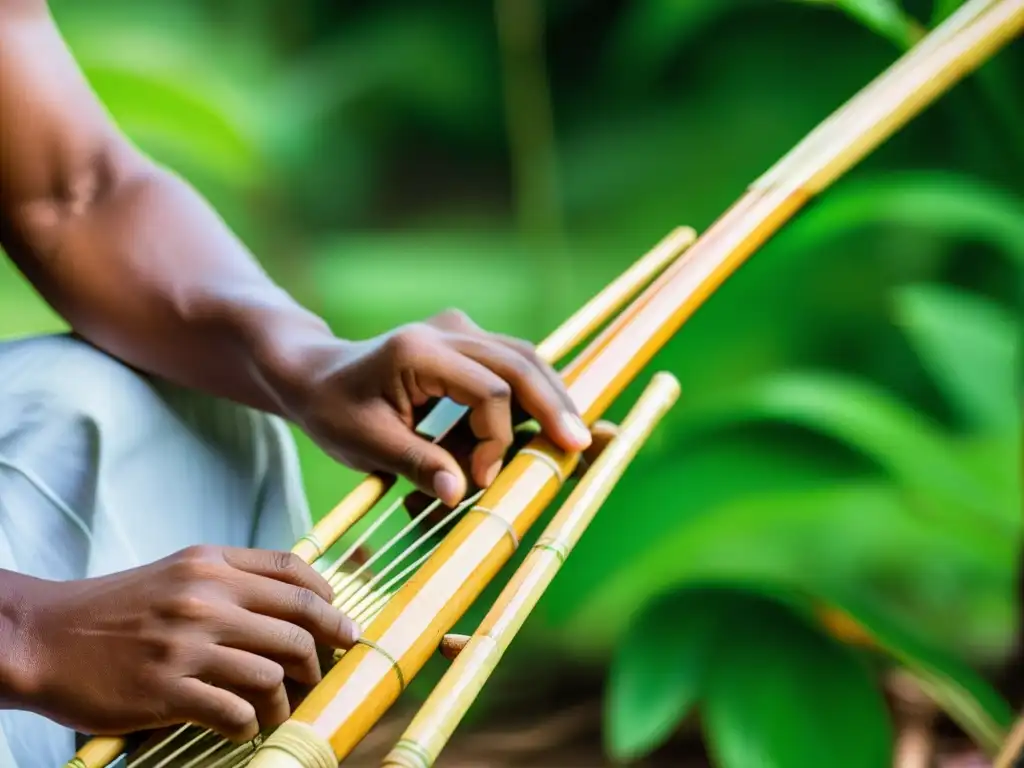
[{"xmin": 65, "ymin": 1, "xmax": 1022, "ymax": 765}]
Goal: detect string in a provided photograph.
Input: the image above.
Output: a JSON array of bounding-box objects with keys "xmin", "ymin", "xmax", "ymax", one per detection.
[
  {"xmin": 334, "ymin": 493, "xmax": 483, "ymax": 613},
  {"xmin": 126, "ymin": 488, "xmax": 483, "ymax": 767}
]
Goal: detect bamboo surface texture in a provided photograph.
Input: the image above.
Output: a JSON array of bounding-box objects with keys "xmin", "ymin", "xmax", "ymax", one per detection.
[
  {"xmin": 246, "ymin": 2, "xmax": 1022, "ymax": 765},
  {"xmin": 383, "ymin": 372, "xmax": 682, "ymax": 768},
  {"xmin": 65, "ymin": 224, "xmax": 695, "ymax": 768}
]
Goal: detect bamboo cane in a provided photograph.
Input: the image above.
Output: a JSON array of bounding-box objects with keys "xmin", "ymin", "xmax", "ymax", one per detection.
[
  {"xmin": 995, "ymin": 712, "xmax": 1024, "ymax": 768},
  {"xmin": 64, "ymin": 227, "xmax": 695, "ymax": 768},
  {"xmin": 294, "ymin": 224, "xmax": 697, "ymax": 565},
  {"xmin": 243, "ymin": 2, "xmax": 1023, "ymax": 765},
  {"xmin": 382, "ymin": 371, "xmax": 682, "ymax": 768}
]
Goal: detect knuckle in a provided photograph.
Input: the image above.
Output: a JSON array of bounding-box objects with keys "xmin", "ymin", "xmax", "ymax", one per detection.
[
  {"xmin": 388, "ymin": 325, "xmax": 432, "ymax": 363},
  {"xmin": 179, "ymin": 544, "xmax": 217, "ymax": 563},
  {"xmin": 435, "ymin": 307, "xmax": 471, "ymax": 328},
  {"xmin": 165, "ymin": 593, "xmax": 213, "ymax": 622},
  {"xmin": 399, "ymin": 444, "xmax": 428, "ymax": 475},
  {"xmin": 289, "ymin": 587, "xmax": 319, "ymax": 616},
  {"xmin": 283, "ymin": 626, "xmax": 316, "ymax": 659},
  {"xmin": 220, "ymin": 704, "xmax": 254, "ymax": 737},
  {"xmin": 485, "ymin": 378, "xmax": 512, "ymax": 401},
  {"xmin": 272, "ymin": 550, "xmax": 302, "ymax": 577},
  {"xmin": 252, "ymin": 663, "xmax": 285, "ymax": 691}
]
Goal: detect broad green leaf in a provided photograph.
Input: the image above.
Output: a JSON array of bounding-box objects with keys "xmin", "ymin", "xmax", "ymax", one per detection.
[
  {"xmin": 564, "ymin": 482, "xmax": 1016, "ymax": 656},
  {"xmin": 602, "ymin": 0, "xmax": 757, "ymax": 86},
  {"xmin": 309, "ymin": 232, "xmax": 551, "ymax": 338},
  {"xmin": 778, "ymin": 172, "xmax": 1024, "ymax": 268},
  {"xmin": 817, "ymin": 589, "xmax": 1015, "ymax": 753},
  {"xmin": 799, "ymin": 0, "xmax": 922, "ymax": 49},
  {"xmin": 605, "ymin": 590, "xmax": 724, "ymax": 760},
  {"xmin": 673, "ymin": 371, "xmax": 1005, "ymax": 524},
  {"xmin": 702, "ymin": 591, "xmax": 893, "ymax": 768},
  {"xmin": 894, "ymin": 285, "xmax": 1017, "ymax": 434},
  {"xmin": 541, "ymin": 435, "xmax": 865, "ymax": 629},
  {"xmin": 931, "ymin": 0, "xmax": 966, "ymax": 24}
]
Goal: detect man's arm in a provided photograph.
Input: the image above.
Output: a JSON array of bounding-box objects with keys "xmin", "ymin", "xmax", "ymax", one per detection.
[
  {"xmin": 0, "ymin": 0, "xmax": 327, "ymax": 413},
  {"xmin": 0, "ymin": 0, "xmax": 590, "ymax": 502}
]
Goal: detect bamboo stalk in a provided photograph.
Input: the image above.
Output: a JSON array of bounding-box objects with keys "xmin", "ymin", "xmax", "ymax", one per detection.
[
  {"xmin": 243, "ymin": 4, "xmax": 1021, "ymax": 766},
  {"xmin": 298, "ymin": 224, "xmax": 696, "ymax": 566},
  {"xmin": 382, "ymin": 372, "xmax": 681, "ymax": 768},
  {"xmin": 64, "ymin": 227, "xmax": 693, "ymax": 768},
  {"xmin": 995, "ymin": 711, "xmax": 1024, "ymax": 768}
]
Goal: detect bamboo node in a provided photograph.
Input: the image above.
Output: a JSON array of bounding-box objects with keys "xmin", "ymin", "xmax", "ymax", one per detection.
[
  {"xmin": 355, "ymin": 637, "xmax": 406, "ymax": 690},
  {"xmin": 517, "ymin": 448, "xmax": 565, "ymax": 480},
  {"xmin": 250, "ymin": 721, "xmax": 334, "ymax": 768},
  {"xmin": 532, "ymin": 537, "xmax": 569, "ymax": 564},
  {"xmin": 296, "ymin": 532, "xmax": 325, "ymax": 557},
  {"xmin": 383, "ymin": 739, "xmax": 433, "ymax": 768},
  {"xmin": 468, "ymin": 505, "xmax": 520, "ymax": 550}
]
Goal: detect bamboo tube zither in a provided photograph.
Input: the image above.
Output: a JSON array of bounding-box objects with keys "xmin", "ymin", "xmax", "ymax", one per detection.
[
  {"xmin": 241, "ymin": 2, "xmax": 1022, "ymax": 765},
  {"xmin": 64, "ymin": 1, "xmax": 1023, "ymax": 765},
  {"xmin": 292, "ymin": 223, "xmax": 698, "ymax": 566},
  {"xmin": 383, "ymin": 372, "xmax": 682, "ymax": 768},
  {"xmin": 65, "ymin": 226, "xmax": 696, "ymax": 768}
]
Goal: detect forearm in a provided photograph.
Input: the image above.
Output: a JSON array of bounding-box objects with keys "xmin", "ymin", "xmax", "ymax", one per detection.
[
  {"xmin": 0, "ymin": 569, "xmax": 41, "ymax": 710},
  {"xmin": 0, "ymin": 1, "xmax": 334, "ymax": 414},
  {"xmin": 3, "ymin": 156, "xmax": 333, "ymax": 414}
]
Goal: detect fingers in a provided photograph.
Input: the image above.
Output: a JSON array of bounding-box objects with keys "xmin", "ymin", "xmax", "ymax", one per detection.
[
  {"xmin": 446, "ymin": 335, "xmax": 591, "ymax": 469},
  {"xmin": 213, "ymin": 603, "xmax": 323, "ymax": 687},
  {"xmin": 355, "ymin": 405, "xmax": 468, "ymax": 507},
  {"xmin": 425, "ymin": 310, "xmax": 589, "ymax": 454},
  {"xmin": 219, "ymin": 548, "xmax": 335, "ymax": 604},
  {"xmin": 169, "ymin": 677, "xmax": 259, "ymax": 743},
  {"xmin": 194, "ymin": 646, "xmax": 291, "ymax": 733},
  {"xmin": 232, "ymin": 571, "xmax": 360, "ymax": 652}
]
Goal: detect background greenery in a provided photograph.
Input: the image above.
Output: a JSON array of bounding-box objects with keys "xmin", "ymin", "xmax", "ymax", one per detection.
[{"xmin": 1, "ymin": 0, "xmax": 1020, "ymax": 764}]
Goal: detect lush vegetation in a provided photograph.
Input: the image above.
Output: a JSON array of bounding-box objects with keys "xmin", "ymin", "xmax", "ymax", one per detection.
[{"xmin": 1, "ymin": 0, "xmax": 1020, "ymax": 764}]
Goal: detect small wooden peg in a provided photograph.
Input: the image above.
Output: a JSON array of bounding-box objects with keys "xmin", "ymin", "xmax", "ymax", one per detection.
[
  {"xmin": 573, "ymin": 420, "xmax": 620, "ymax": 479},
  {"xmin": 439, "ymin": 633, "xmax": 470, "ymax": 661}
]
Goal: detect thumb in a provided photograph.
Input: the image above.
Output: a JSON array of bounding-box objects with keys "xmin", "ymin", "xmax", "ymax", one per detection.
[{"xmin": 368, "ymin": 410, "xmax": 468, "ymax": 507}]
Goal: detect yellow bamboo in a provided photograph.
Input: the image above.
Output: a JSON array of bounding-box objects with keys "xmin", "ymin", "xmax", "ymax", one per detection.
[
  {"xmin": 64, "ymin": 738, "xmax": 124, "ymax": 768},
  {"xmin": 64, "ymin": 226, "xmax": 694, "ymax": 768},
  {"xmin": 995, "ymin": 711, "xmax": 1024, "ymax": 768},
  {"xmin": 244, "ymin": 4, "xmax": 1021, "ymax": 765},
  {"xmin": 382, "ymin": 372, "xmax": 681, "ymax": 768}
]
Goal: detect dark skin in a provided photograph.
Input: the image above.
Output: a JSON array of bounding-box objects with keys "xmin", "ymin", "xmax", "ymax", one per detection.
[{"xmin": 0, "ymin": 0, "xmax": 591, "ymax": 744}]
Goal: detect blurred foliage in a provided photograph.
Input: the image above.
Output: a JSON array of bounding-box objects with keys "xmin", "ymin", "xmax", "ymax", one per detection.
[{"xmin": 0, "ymin": 0, "xmax": 1021, "ymax": 764}]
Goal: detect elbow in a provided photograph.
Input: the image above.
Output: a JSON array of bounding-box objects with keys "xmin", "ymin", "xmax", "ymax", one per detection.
[{"xmin": 4, "ymin": 141, "xmax": 153, "ymax": 262}]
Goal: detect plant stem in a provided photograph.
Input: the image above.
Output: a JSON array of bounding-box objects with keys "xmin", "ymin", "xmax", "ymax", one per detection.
[{"xmin": 494, "ymin": 0, "xmax": 568, "ymax": 327}]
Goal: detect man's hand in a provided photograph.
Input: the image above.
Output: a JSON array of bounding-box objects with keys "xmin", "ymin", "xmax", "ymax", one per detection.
[
  {"xmin": 259, "ymin": 309, "xmax": 593, "ymax": 509},
  {"xmin": 2, "ymin": 547, "xmax": 358, "ymax": 742}
]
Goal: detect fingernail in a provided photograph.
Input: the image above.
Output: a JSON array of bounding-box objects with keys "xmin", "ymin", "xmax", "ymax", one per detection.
[
  {"xmin": 562, "ymin": 413, "xmax": 592, "ymax": 449},
  {"xmin": 432, "ymin": 470, "xmax": 461, "ymax": 506},
  {"xmin": 483, "ymin": 460, "xmax": 502, "ymax": 487}
]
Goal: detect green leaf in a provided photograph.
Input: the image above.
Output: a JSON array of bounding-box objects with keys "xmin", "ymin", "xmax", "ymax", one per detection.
[
  {"xmin": 602, "ymin": 0, "xmax": 757, "ymax": 86},
  {"xmin": 931, "ymin": 0, "xmax": 966, "ymax": 24},
  {"xmin": 541, "ymin": 435, "xmax": 865, "ymax": 632},
  {"xmin": 817, "ymin": 590, "xmax": 1014, "ymax": 753},
  {"xmin": 674, "ymin": 371, "xmax": 1004, "ymax": 523},
  {"xmin": 894, "ymin": 285, "xmax": 1017, "ymax": 434},
  {"xmin": 778, "ymin": 171, "xmax": 1024, "ymax": 268},
  {"xmin": 309, "ymin": 232, "xmax": 552, "ymax": 338},
  {"xmin": 803, "ymin": 0, "xmax": 922, "ymax": 49},
  {"xmin": 702, "ymin": 589, "xmax": 893, "ymax": 768},
  {"xmin": 605, "ymin": 590, "xmax": 724, "ymax": 760},
  {"xmin": 563, "ymin": 482, "xmax": 1016, "ymax": 657}
]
